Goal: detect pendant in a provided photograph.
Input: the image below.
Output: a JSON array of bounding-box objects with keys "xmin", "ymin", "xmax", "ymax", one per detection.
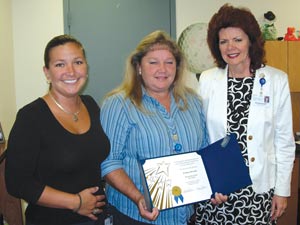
[
  {"xmin": 174, "ymin": 143, "xmax": 182, "ymax": 152},
  {"xmin": 73, "ymin": 114, "xmax": 79, "ymax": 122},
  {"xmin": 172, "ymin": 134, "xmax": 178, "ymax": 141}
]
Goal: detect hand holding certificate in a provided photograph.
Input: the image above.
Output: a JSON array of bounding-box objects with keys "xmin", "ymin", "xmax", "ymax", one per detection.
[{"xmin": 139, "ymin": 134, "xmax": 252, "ymax": 210}]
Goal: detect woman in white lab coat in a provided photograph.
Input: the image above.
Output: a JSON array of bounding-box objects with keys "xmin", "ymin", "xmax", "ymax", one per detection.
[{"xmin": 196, "ymin": 4, "xmax": 295, "ymax": 225}]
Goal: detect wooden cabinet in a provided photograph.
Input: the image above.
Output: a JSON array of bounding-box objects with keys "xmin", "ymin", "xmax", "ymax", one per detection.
[
  {"xmin": 265, "ymin": 41, "xmax": 300, "ymax": 133},
  {"xmin": 0, "ymin": 143, "xmax": 24, "ymax": 225},
  {"xmin": 265, "ymin": 40, "xmax": 300, "ymax": 225},
  {"xmin": 277, "ymin": 155, "xmax": 299, "ymax": 225},
  {"xmin": 288, "ymin": 42, "xmax": 300, "ymax": 92},
  {"xmin": 265, "ymin": 41, "xmax": 300, "ymax": 92},
  {"xmin": 290, "ymin": 93, "xmax": 300, "ymax": 134},
  {"xmin": 265, "ymin": 41, "xmax": 288, "ymax": 73}
]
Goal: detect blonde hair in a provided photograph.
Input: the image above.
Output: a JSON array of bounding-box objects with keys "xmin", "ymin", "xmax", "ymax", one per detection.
[{"xmin": 104, "ymin": 30, "xmax": 196, "ymax": 111}]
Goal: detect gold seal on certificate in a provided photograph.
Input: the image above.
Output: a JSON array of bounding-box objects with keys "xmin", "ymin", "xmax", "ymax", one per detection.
[{"xmin": 172, "ymin": 186, "xmax": 184, "ymax": 203}]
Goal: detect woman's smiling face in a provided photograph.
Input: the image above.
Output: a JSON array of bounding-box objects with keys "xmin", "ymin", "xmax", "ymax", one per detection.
[
  {"xmin": 218, "ymin": 27, "xmax": 251, "ymax": 67},
  {"xmin": 43, "ymin": 42, "xmax": 88, "ymax": 97},
  {"xmin": 139, "ymin": 46, "xmax": 177, "ymax": 97}
]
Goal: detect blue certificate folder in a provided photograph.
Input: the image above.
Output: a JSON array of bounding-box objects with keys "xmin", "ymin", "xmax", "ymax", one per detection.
[
  {"xmin": 138, "ymin": 134, "xmax": 252, "ymax": 211},
  {"xmin": 200, "ymin": 134, "xmax": 252, "ymax": 196}
]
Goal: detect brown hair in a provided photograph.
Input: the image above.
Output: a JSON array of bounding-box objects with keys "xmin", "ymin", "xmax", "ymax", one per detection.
[
  {"xmin": 207, "ymin": 4, "xmax": 265, "ymax": 72},
  {"xmin": 44, "ymin": 34, "xmax": 86, "ymax": 69}
]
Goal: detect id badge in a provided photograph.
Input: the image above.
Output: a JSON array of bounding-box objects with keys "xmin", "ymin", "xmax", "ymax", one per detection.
[
  {"xmin": 104, "ymin": 215, "xmax": 113, "ymax": 225},
  {"xmin": 253, "ymin": 95, "xmax": 269, "ymax": 104}
]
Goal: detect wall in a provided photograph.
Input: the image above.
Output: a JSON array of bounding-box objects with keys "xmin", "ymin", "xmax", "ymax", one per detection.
[
  {"xmin": 1, "ymin": 0, "xmax": 300, "ymax": 136},
  {"xmin": 12, "ymin": 0, "xmax": 64, "ymax": 109},
  {"xmin": 176, "ymin": 0, "xmax": 300, "ymax": 38},
  {"xmin": 0, "ymin": 0, "xmax": 63, "ymax": 136},
  {"xmin": 0, "ymin": 0, "xmax": 15, "ymax": 138},
  {"xmin": 176, "ymin": 0, "xmax": 300, "ymax": 90}
]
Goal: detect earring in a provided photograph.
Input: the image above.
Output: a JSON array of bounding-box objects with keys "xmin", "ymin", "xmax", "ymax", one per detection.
[{"xmin": 46, "ymin": 79, "xmax": 51, "ymax": 84}]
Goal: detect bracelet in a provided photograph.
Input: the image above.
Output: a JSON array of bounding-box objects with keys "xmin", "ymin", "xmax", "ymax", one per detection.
[{"xmin": 73, "ymin": 193, "xmax": 82, "ymax": 213}]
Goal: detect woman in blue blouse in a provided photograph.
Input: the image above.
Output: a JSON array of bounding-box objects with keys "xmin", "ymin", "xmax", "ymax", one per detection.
[{"xmin": 100, "ymin": 30, "xmax": 214, "ymax": 225}]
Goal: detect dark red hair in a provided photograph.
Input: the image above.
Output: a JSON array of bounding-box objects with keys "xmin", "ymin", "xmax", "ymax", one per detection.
[{"xmin": 207, "ymin": 4, "xmax": 265, "ymax": 72}]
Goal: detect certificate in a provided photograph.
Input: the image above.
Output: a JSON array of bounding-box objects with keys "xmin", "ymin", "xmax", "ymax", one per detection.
[
  {"xmin": 139, "ymin": 151, "xmax": 212, "ymax": 211},
  {"xmin": 139, "ymin": 134, "xmax": 252, "ymax": 211}
]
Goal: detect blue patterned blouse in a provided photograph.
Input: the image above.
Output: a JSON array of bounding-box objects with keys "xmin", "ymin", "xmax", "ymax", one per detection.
[{"xmin": 100, "ymin": 89, "xmax": 209, "ymax": 225}]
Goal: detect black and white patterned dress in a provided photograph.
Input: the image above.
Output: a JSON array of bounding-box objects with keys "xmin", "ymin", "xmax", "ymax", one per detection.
[{"xmin": 195, "ymin": 76, "xmax": 275, "ymax": 225}]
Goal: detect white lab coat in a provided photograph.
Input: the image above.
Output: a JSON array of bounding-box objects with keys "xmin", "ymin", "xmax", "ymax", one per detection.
[{"xmin": 198, "ymin": 65, "xmax": 295, "ymax": 196}]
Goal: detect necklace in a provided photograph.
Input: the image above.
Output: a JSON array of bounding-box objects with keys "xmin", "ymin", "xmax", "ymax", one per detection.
[
  {"xmin": 48, "ymin": 91, "xmax": 81, "ymax": 122},
  {"xmin": 155, "ymin": 99, "xmax": 182, "ymax": 153}
]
